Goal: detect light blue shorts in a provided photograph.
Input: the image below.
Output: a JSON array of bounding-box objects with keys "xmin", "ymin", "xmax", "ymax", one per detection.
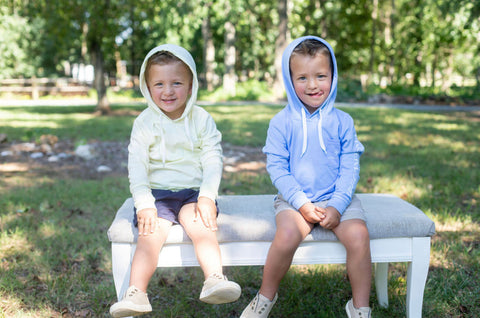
[{"xmin": 273, "ymin": 194, "xmax": 366, "ymax": 222}]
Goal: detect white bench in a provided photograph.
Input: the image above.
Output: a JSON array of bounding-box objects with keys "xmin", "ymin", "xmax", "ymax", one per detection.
[{"xmin": 107, "ymin": 193, "xmax": 435, "ymax": 318}]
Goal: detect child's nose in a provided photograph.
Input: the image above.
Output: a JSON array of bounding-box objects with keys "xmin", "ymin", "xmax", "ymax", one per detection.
[
  {"xmin": 165, "ymin": 85, "xmax": 174, "ymax": 94},
  {"xmin": 307, "ymin": 78, "xmax": 316, "ymax": 89}
]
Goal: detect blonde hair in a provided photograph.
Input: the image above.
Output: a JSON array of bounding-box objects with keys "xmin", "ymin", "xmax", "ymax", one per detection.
[{"xmin": 145, "ymin": 51, "xmax": 192, "ymax": 81}]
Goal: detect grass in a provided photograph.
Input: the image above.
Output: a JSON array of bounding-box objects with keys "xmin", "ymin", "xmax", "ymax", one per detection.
[{"xmin": 0, "ymin": 102, "xmax": 479, "ymax": 317}]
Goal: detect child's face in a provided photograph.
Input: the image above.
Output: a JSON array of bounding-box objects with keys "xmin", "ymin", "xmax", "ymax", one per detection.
[
  {"xmin": 146, "ymin": 61, "xmax": 192, "ymax": 120},
  {"xmin": 290, "ymin": 53, "xmax": 332, "ymax": 113}
]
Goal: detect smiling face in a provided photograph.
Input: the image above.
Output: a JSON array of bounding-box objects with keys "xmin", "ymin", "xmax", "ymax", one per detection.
[
  {"xmin": 146, "ymin": 61, "xmax": 192, "ymax": 120},
  {"xmin": 290, "ymin": 51, "xmax": 332, "ymax": 114}
]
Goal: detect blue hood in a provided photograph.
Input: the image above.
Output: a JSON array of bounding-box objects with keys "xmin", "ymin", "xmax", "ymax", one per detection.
[
  {"xmin": 282, "ymin": 35, "xmax": 338, "ymax": 116},
  {"xmin": 281, "ymin": 36, "xmax": 338, "ymax": 155}
]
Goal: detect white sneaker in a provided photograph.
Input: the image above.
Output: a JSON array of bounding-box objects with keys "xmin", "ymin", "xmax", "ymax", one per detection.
[
  {"xmin": 345, "ymin": 299, "xmax": 371, "ymax": 318},
  {"xmin": 240, "ymin": 292, "xmax": 278, "ymax": 318},
  {"xmin": 199, "ymin": 273, "xmax": 242, "ymax": 304},
  {"xmin": 109, "ymin": 285, "xmax": 152, "ymax": 317}
]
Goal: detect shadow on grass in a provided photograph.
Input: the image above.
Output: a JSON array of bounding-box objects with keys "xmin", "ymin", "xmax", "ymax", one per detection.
[
  {"xmin": 1, "ymin": 105, "xmax": 479, "ymax": 317},
  {"xmin": 0, "ymin": 176, "xmax": 130, "ymax": 316}
]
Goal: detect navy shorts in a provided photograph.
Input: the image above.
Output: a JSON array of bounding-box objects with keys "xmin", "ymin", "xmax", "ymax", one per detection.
[{"xmin": 133, "ymin": 189, "xmax": 218, "ymax": 226}]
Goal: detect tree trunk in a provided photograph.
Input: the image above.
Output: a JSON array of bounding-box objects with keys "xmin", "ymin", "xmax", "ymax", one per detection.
[
  {"xmin": 91, "ymin": 40, "xmax": 110, "ymax": 115},
  {"xmin": 412, "ymin": 3, "xmax": 423, "ymax": 87},
  {"xmin": 272, "ymin": 0, "xmax": 289, "ymax": 100},
  {"xmin": 202, "ymin": 6, "xmax": 215, "ymax": 91},
  {"xmin": 388, "ymin": 0, "xmax": 396, "ymax": 84},
  {"xmin": 369, "ymin": 0, "xmax": 378, "ymax": 86},
  {"xmin": 223, "ymin": 9, "xmax": 236, "ymax": 97}
]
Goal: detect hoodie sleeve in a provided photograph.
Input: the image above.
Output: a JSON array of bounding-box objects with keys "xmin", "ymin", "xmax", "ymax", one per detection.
[
  {"xmin": 326, "ymin": 113, "xmax": 364, "ymax": 214},
  {"xmin": 128, "ymin": 118, "xmax": 156, "ymax": 211},
  {"xmin": 198, "ymin": 111, "xmax": 223, "ymax": 202},
  {"xmin": 263, "ymin": 113, "xmax": 310, "ymax": 210}
]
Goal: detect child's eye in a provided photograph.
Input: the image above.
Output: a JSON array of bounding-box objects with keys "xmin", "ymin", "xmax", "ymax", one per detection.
[
  {"xmin": 173, "ymin": 82, "xmax": 182, "ymax": 86},
  {"xmin": 298, "ymin": 76, "xmax": 306, "ymax": 81}
]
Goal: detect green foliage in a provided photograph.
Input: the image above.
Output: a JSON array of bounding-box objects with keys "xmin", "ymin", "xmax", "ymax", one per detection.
[
  {"xmin": 0, "ymin": 13, "xmax": 44, "ymax": 79},
  {"xmin": 1, "ymin": 0, "xmax": 479, "ymax": 97},
  {"xmin": 199, "ymin": 80, "xmax": 276, "ymax": 102}
]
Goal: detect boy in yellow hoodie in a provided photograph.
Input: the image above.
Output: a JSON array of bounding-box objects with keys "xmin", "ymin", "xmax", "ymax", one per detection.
[{"xmin": 110, "ymin": 44, "xmax": 241, "ymax": 317}]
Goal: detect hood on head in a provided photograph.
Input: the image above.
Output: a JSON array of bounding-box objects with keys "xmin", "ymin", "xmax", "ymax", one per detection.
[
  {"xmin": 281, "ymin": 35, "xmax": 338, "ymax": 116},
  {"xmin": 139, "ymin": 44, "xmax": 198, "ymax": 120}
]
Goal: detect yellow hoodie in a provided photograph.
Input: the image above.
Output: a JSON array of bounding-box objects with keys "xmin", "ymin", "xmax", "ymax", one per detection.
[{"xmin": 128, "ymin": 44, "xmax": 222, "ymax": 211}]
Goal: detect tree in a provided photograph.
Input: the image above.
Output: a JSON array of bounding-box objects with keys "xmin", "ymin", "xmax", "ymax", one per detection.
[
  {"xmin": 272, "ymin": 0, "xmax": 289, "ymax": 100},
  {"xmin": 0, "ymin": 10, "xmax": 42, "ymax": 79},
  {"xmin": 202, "ymin": 2, "xmax": 216, "ymax": 91},
  {"xmin": 222, "ymin": 1, "xmax": 236, "ymax": 96}
]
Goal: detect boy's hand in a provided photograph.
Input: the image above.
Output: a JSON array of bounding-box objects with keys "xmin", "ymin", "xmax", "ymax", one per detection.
[
  {"xmin": 299, "ymin": 202, "xmax": 324, "ymax": 224},
  {"xmin": 136, "ymin": 208, "xmax": 158, "ymax": 235},
  {"xmin": 319, "ymin": 206, "xmax": 341, "ymax": 230},
  {"xmin": 195, "ymin": 196, "xmax": 218, "ymax": 231}
]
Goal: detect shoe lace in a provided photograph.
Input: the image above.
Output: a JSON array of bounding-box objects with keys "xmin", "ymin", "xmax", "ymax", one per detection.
[
  {"xmin": 209, "ymin": 273, "xmax": 226, "ymax": 281},
  {"xmin": 127, "ymin": 287, "xmax": 139, "ymax": 298}
]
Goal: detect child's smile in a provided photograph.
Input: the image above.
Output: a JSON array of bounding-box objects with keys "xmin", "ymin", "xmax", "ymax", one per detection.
[
  {"xmin": 290, "ymin": 53, "xmax": 332, "ymax": 114},
  {"xmin": 146, "ymin": 62, "xmax": 192, "ymax": 120}
]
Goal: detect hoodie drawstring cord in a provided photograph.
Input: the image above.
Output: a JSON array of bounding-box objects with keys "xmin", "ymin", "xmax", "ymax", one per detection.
[
  {"xmin": 301, "ymin": 107, "xmax": 326, "ymax": 156},
  {"xmin": 184, "ymin": 116, "xmax": 194, "ymax": 152},
  {"xmin": 157, "ymin": 117, "xmax": 194, "ymax": 167},
  {"xmin": 318, "ymin": 110, "xmax": 326, "ymax": 153},
  {"xmin": 301, "ymin": 108, "xmax": 308, "ymax": 157}
]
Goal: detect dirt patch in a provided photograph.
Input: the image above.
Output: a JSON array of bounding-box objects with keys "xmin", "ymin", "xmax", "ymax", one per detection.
[{"xmin": 0, "ymin": 138, "xmax": 266, "ymax": 181}]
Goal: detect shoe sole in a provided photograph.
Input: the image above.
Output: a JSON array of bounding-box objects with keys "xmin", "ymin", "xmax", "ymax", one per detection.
[
  {"xmin": 199, "ymin": 282, "xmax": 241, "ymax": 304},
  {"xmin": 110, "ymin": 303, "xmax": 152, "ymax": 318}
]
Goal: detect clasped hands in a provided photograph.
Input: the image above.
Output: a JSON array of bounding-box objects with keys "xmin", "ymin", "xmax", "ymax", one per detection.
[
  {"xmin": 136, "ymin": 196, "xmax": 218, "ymax": 236},
  {"xmin": 299, "ymin": 202, "xmax": 340, "ymax": 230}
]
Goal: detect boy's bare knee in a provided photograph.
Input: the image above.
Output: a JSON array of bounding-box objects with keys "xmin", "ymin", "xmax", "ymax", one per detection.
[{"xmin": 273, "ymin": 227, "xmax": 303, "ymax": 252}]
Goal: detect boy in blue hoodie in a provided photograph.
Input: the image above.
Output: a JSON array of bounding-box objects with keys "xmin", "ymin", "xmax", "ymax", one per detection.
[{"xmin": 240, "ymin": 36, "xmax": 372, "ymax": 318}]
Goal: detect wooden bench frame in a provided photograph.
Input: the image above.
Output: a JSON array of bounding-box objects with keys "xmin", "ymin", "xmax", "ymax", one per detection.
[{"xmin": 109, "ymin": 195, "xmax": 433, "ymax": 318}]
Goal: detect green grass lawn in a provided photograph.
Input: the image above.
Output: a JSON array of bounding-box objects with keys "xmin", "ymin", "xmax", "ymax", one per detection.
[{"xmin": 0, "ymin": 103, "xmax": 479, "ymax": 317}]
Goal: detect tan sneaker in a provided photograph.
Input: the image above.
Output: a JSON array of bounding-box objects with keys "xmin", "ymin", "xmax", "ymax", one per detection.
[
  {"xmin": 199, "ymin": 273, "xmax": 242, "ymax": 304},
  {"xmin": 346, "ymin": 299, "xmax": 371, "ymax": 318},
  {"xmin": 109, "ymin": 285, "xmax": 152, "ymax": 317},
  {"xmin": 240, "ymin": 292, "xmax": 278, "ymax": 318}
]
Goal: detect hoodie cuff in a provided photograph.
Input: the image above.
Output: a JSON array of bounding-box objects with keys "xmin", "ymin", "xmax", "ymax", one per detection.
[
  {"xmin": 198, "ymin": 189, "xmax": 217, "ymax": 203},
  {"xmin": 133, "ymin": 192, "xmax": 156, "ymax": 212},
  {"xmin": 290, "ymin": 191, "xmax": 310, "ymax": 211},
  {"xmin": 326, "ymin": 197, "xmax": 348, "ymax": 215}
]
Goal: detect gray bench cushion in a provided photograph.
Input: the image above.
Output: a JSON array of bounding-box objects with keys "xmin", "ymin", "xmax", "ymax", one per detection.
[{"xmin": 107, "ymin": 193, "xmax": 435, "ymax": 244}]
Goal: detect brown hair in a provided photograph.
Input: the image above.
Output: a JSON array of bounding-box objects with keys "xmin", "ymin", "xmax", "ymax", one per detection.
[
  {"xmin": 145, "ymin": 51, "xmax": 191, "ymax": 81},
  {"xmin": 291, "ymin": 39, "xmax": 333, "ymax": 71}
]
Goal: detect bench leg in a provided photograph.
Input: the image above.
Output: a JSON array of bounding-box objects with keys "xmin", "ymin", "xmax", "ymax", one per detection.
[
  {"xmin": 374, "ymin": 262, "xmax": 389, "ymax": 308},
  {"xmin": 406, "ymin": 237, "xmax": 431, "ymax": 318},
  {"xmin": 111, "ymin": 242, "xmax": 136, "ymax": 301}
]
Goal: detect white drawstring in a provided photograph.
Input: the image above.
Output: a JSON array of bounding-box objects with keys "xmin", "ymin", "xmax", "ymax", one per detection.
[
  {"xmin": 160, "ymin": 126, "xmax": 166, "ymax": 166},
  {"xmin": 301, "ymin": 108, "xmax": 308, "ymax": 157},
  {"xmin": 184, "ymin": 116, "xmax": 194, "ymax": 152},
  {"xmin": 317, "ymin": 110, "xmax": 326, "ymax": 153},
  {"xmin": 301, "ymin": 107, "xmax": 326, "ymax": 156},
  {"xmin": 156, "ymin": 115, "xmax": 195, "ymax": 167}
]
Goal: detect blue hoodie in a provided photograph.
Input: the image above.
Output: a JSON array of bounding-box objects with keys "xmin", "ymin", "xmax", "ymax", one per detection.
[{"xmin": 263, "ymin": 36, "xmax": 364, "ymax": 215}]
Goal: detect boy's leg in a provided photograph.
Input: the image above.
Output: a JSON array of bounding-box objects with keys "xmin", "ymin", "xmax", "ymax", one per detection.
[
  {"xmin": 178, "ymin": 202, "xmax": 223, "ymax": 278},
  {"xmin": 129, "ymin": 218, "xmax": 173, "ymax": 292},
  {"xmin": 259, "ymin": 209, "xmax": 314, "ymax": 300},
  {"xmin": 333, "ymin": 219, "xmax": 371, "ymax": 308},
  {"xmin": 179, "ymin": 202, "xmax": 241, "ymax": 304}
]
